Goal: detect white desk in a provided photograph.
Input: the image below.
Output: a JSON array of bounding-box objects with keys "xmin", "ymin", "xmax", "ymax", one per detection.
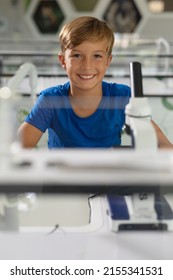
[
  {"xmin": 1, "ymin": 149, "xmax": 173, "ymax": 259},
  {"xmin": 0, "ymin": 196, "xmax": 173, "ymax": 260}
]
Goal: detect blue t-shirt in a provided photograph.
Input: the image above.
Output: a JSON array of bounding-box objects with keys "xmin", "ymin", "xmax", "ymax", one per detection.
[{"xmin": 25, "ymin": 81, "xmax": 130, "ymax": 148}]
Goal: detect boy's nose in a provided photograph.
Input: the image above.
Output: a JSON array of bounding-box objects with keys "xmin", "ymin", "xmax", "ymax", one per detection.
[{"xmin": 81, "ymin": 57, "xmax": 93, "ymax": 69}]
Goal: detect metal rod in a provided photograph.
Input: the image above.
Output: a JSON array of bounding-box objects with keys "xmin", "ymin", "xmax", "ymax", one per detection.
[{"xmin": 130, "ymin": 61, "xmax": 144, "ymax": 98}]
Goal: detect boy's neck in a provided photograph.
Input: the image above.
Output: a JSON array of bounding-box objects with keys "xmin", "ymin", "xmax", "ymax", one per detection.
[{"xmin": 68, "ymin": 87, "xmax": 102, "ymax": 117}]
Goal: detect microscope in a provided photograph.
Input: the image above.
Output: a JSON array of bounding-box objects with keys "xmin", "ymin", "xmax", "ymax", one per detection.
[{"xmin": 106, "ymin": 61, "xmax": 173, "ymax": 231}]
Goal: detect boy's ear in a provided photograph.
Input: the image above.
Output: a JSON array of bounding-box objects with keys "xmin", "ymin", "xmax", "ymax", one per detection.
[
  {"xmin": 58, "ymin": 53, "xmax": 66, "ymax": 69},
  {"xmin": 106, "ymin": 54, "xmax": 112, "ymax": 68}
]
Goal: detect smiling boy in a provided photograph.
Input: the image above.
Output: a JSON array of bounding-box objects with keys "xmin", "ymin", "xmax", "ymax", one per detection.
[{"xmin": 18, "ymin": 16, "xmax": 173, "ymax": 149}]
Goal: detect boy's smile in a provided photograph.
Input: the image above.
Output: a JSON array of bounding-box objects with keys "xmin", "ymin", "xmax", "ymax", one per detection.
[{"xmin": 78, "ymin": 75, "xmax": 96, "ymax": 80}]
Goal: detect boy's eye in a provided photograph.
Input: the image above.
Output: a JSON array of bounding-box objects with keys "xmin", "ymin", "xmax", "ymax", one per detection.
[
  {"xmin": 94, "ymin": 54, "xmax": 102, "ymax": 59},
  {"xmin": 72, "ymin": 54, "xmax": 81, "ymax": 58}
]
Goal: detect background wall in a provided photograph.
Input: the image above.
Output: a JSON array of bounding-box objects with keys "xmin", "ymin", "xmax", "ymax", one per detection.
[{"xmin": 1, "ymin": 0, "xmax": 173, "ymax": 41}]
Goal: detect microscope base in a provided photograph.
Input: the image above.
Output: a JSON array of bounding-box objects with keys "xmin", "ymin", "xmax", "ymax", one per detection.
[{"xmin": 106, "ymin": 193, "xmax": 173, "ymax": 232}]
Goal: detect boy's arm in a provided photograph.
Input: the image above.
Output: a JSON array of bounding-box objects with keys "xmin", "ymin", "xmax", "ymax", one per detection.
[
  {"xmin": 151, "ymin": 120, "xmax": 173, "ymax": 149},
  {"xmin": 17, "ymin": 122, "xmax": 43, "ymax": 148}
]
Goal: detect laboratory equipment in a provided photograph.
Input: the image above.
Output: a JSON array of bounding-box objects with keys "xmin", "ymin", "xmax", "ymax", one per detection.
[
  {"xmin": 106, "ymin": 61, "xmax": 173, "ymax": 232},
  {"xmin": 0, "ymin": 62, "xmax": 37, "ymax": 152},
  {"xmin": 6, "ymin": 62, "xmax": 37, "ymax": 103},
  {"xmin": 0, "ymin": 62, "xmax": 38, "ymax": 230},
  {"xmin": 125, "ymin": 61, "xmax": 158, "ymax": 150}
]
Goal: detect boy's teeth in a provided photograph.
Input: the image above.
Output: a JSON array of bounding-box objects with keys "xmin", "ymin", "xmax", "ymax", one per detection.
[{"xmin": 79, "ymin": 75, "xmax": 94, "ymax": 79}]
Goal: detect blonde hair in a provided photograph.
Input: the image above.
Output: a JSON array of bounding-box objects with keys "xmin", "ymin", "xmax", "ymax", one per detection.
[{"xmin": 59, "ymin": 16, "xmax": 114, "ymax": 56}]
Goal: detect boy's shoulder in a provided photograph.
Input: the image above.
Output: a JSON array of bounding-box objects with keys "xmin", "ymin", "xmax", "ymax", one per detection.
[
  {"xmin": 102, "ymin": 80, "xmax": 131, "ymax": 97},
  {"xmin": 39, "ymin": 81, "xmax": 70, "ymax": 97}
]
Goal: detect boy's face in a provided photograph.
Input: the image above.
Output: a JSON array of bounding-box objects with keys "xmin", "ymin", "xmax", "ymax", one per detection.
[{"xmin": 58, "ymin": 39, "xmax": 112, "ymax": 92}]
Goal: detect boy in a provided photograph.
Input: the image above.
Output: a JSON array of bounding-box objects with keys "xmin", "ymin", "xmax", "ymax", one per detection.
[{"xmin": 18, "ymin": 16, "xmax": 173, "ymax": 149}]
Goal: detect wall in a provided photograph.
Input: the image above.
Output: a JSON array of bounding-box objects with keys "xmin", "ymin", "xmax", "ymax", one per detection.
[{"xmin": 1, "ymin": 0, "xmax": 173, "ymax": 40}]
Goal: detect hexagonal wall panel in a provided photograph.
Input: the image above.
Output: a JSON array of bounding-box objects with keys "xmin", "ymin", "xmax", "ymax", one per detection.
[
  {"xmin": 25, "ymin": 0, "xmax": 113, "ymax": 37},
  {"xmin": 25, "ymin": 0, "xmax": 72, "ymax": 38},
  {"xmin": 33, "ymin": 0, "xmax": 64, "ymax": 34},
  {"xmin": 103, "ymin": 0, "xmax": 142, "ymax": 33},
  {"xmin": 24, "ymin": 0, "xmax": 173, "ymax": 40}
]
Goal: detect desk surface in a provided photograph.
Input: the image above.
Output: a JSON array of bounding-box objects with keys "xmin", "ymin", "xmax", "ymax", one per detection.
[{"xmin": 1, "ymin": 196, "xmax": 173, "ymax": 260}]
